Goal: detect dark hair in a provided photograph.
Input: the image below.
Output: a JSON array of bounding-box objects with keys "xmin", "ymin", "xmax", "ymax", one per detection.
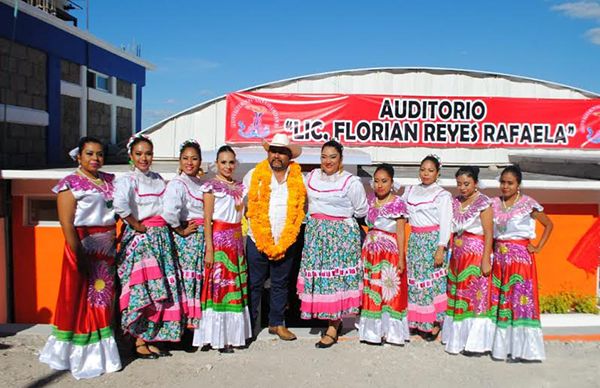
[
  {"xmin": 180, "ymin": 141, "xmax": 202, "ymax": 160},
  {"xmin": 455, "ymin": 166, "xmax": 480, "ymax": 182},
  {"xmin": 374, "ymin": 163, "xmax": 394, "ymax": 179},
  {"xmin": 77, "ymin": 136, "xmax": 103, "ymax": 154},
  {"xmin": 129, "ymin": 136, "xmax": 153, "ymax": 152},
  {"xmin": 421, "ymin": 155, "xmax": 440, "ymax": 171},
  {"xmin": 501, "ymin": 165, "xmax": 522, "ymax": 184},
  {"xmin": 216, "ymin": 145, "xmax": 236, "ymax": 159},
  {"xmin": 321, "ymin": 139, "xmax": 343, "ymax": 158}
]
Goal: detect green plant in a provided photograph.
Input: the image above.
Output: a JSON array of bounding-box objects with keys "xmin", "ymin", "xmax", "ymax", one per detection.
[{"xmin": 539, "ymin": 291, "xmax": 599, "ymax": 314}]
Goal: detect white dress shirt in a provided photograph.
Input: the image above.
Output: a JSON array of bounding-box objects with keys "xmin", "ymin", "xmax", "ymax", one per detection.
[{"xmin": 243, "ymin": 166, "xmax": 293, "ymax": 244}]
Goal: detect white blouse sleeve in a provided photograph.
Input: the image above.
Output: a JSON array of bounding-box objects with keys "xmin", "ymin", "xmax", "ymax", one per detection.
[
  {"xmin": 162, "ymin": 180, "xmax": 185, "ymax": 228},
  {"xmin": 347, "ymin": 177, "xmax": 368, "ymax": 218},
  {"xmin": 113, "ymin": 175, "xmax": 134, "ymax": 219},
  {"xmin": 437, "ymin": 192, "xmax": 453, "ymax": 247}
]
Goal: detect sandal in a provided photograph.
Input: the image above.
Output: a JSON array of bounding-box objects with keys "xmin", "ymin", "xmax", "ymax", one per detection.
[
  {"xmin": 315, "ymin": 322, "xmax": 343, "ymax": 349},
  {"xmin": 135, "ymin": 344, "xmax": 159, "ymax": 360},
  {"xmin": 148, "ymin": 344, "xmax": 172, "ymax": 357}
]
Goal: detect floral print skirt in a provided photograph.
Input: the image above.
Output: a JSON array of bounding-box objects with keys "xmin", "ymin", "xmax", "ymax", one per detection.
[
  {"xmin": 39, "ymin": 226, "xmax": 121, "ymax": 379},
  {"xmin": 193, "ymin": 221, "xmax": 251, "ymax": 349},
  {"xmin": 297, "ymin": 217, "xmax": 362, "ymax": 320},
  {"xmin": 490, "ymin": 239, "xmax": 545, "ymax": 361},
  {"xmin": 406, "ymin": 229, "xmax": 447, "ymax": 332},
  {"xmin": 358, "ymin": 229, "xmax": 409, "ymax": 345},
  {"xmin": 118, "ymin": 224, "xmax": 185, "ymax": 342},
  {"xmin": 173, "ymin": 226, "xmax": 205, "ymax": 328},
  {"xmin": 442, "ymin": 232, "xmax": 495, "ymax": 354}
]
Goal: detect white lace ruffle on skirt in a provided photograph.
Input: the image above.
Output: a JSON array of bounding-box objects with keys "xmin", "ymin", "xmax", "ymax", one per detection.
[
  {"xmin": 192, "ymin": 307, "xmax": 252, "ymax": 349},
  {"xmin": 492, "ymin": 326, "xmax": 545, "ymax": 361},
  {"xmin": 39, "ymin": 335, "xmax": 121, "ymax": 380},
  {"xmin": 441, "ymin": 316, "xmax": 495, "ymax": 354},
  {"xmin": 358, "ymin": 313, "xmax": 410, "ymax": 345}
]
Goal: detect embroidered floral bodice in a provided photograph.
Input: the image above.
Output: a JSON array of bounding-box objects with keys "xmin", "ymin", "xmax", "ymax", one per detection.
[
  {"xmin": 452, "ymin": 193, "xmax": 491, "ymax": 235},
  {"xmin": 366, "ymin": 194, "xmax": 408, "ymax": 233},
  {"xmin": 492, "ymin": 195, "xmax": 543, "ymax": 240},
  {"xmin": 201, "ymin": 178, "xmax": 245, "ymax": 223},
  {"xmin": 53, "ymin": 171, "xmax": 116, "ymax": 227}
]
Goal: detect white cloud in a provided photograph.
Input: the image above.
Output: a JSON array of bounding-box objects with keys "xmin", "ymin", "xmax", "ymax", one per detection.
[
  {"xmin": 552, "ymin": 1, "xmax": 600, "ymax": 20},
  {"xmin": 164, "ymin": 98, "xmax": 177, "ymax": 104},
  {"xmin": 585, "ymin": 27, "xmax": 600, "ymax": 43},
  {"xmin": 197, "ymin": 89, "xmax": 213, "ymax": 96}
]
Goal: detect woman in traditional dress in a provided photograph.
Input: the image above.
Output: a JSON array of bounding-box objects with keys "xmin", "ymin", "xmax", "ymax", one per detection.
[
  {"xmin": 298, "ymin": 140, "xmax": 368, "ymax": 348},
  {"xmin": 193, "ymin": 145, "xmax": 251, "ymax": 353},
  {"xmin": 358, "ymin": 163, "xmax": 410, "ymax": 346},
  {"xmin": 163, "ymin": 139, "xmax": 205, "ymax": 330},
  {"xmin": 490, "ymin": 165, "xmax": 553, "ymax": 361},
  {"xmin": 442, "ymin": 166, "xmax": 494, "ymax": 355},
  {"xmin": 114, "ymin": 133, "xmax": 184, "ymax": 359},
  {"xmin": 402, "ymin": 155, "xmax": 452, "ymax": 341},
  {"xmin": 39, "ymin": 136, "xmax": 121, "ymax": 379}
]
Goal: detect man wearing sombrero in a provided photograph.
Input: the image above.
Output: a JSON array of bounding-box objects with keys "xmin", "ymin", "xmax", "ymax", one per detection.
[{"xmin": 243, "ymin": 133, "xmax": 306, "ymax": 341}]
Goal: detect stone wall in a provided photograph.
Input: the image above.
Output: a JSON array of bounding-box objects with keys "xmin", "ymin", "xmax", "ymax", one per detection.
[
  {"xmin": 116, "ymin": 78, "xmax": 132, "ymax": 99},
  {"xmin": 0, "ymin": 124, "xmax": 46, "ymax": 169},
  {"xmin": 87, "ymin": 100, "xmax": 110, "ymax": 143},
  {"xmin": 60, "ymin": 59, "xmax": 80, "ymax": 84},
  {"xmin": 61, "ymin": 95, "xmax": 80, "ymax": 163},
  {"xmin": 116, "ymin": 107, "xmax": 132, "ymax": 144},
  {"xmin": 0, "ymin": 37, "xmax": 47, "ymax": 111}
]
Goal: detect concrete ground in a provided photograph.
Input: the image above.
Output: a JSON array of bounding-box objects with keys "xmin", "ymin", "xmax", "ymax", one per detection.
[{"xmin": 1, "ymin": 314, "xmax": 600, "ymax": 388}]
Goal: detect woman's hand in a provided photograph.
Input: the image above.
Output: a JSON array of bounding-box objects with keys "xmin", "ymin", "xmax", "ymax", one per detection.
[
  {"xmin": 397, "ymin": 257, "xmax": 406, "ymax": 274},
  {"xmin": 175, "ymin": 221, "xmax": 199, "ymax": 237},
  {"xmin": 433, "ymin": 246, "xmax": 445, "ymax": 267},
  {"xmin": 204, "ymin": 249, "xmax": 214, "ymax": 269},
  {"xmin": 527, "ymin": 243, "xmax": 540, "ymax": 254},
  {"xmin": 132, "ymin": 220, "xmax": 147, "ymax": 234},
  {"xmin": 480, "ymin": 254, "xmax": 492, "ymax": 276}
]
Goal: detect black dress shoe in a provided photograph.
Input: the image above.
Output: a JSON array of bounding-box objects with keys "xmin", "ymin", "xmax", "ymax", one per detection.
[
  {"xmin": 135, "ymin": 344, "xmax": 159, "ymax": 360},
  {"xmin": 423, "ymin": 329, "xmax": 441, "ymax": 342},
  {"xmin": 218, "ymin": 346, "xmax": 234, "ymax": 354}
]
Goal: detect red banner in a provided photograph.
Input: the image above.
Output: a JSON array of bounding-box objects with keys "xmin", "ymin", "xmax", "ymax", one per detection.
[{"xmin": 225, "ymin": 92, "xmax": 600, "ymax": 149}]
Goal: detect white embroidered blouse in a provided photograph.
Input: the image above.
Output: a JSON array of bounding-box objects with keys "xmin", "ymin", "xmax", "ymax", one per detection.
[
  {"xmin": 305, "ymin": 169, "xmax": 368, "ymax": 219},
  {"xmin": 365, "ymin": 194, "xmax": 408, "ymax": 233},
  {"xmin": 401, "ymin": 183, "xmax": 453, "ymax": 247},
  {"xmin": 201, "ymin": 178, "xmax": 245, "ymax": 224},
  {"xmin": 452, "ymin": 193, "xmax": 492, "ymax": 236},
  {"xmin": 52, "ymin": 171, "xmax": 116, "ymax": 227},
  {"xmin": 492, "ymin": 195, "xmax": 543, "ymax": 240},
  {"xmin": 113, "ymin": 169, "xmax": 166, "ymax": 221},
  {"xmin": 162, "ymin": 174, "xmax": 205, "ymax": 228}
]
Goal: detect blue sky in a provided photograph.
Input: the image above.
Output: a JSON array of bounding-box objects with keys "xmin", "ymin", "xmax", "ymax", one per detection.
[{"xmin": 71, "ymin": 1, "xmax": 600, "ymax": 129}]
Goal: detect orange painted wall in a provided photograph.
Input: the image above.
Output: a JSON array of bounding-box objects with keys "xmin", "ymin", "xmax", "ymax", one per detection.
[
  {"xmin": 12, "ymin": 196, "xmax": 64, "ymax": 323},
  {"xmin": 535, "ymin": 204, "xmax": 598, "ymax": 297}
]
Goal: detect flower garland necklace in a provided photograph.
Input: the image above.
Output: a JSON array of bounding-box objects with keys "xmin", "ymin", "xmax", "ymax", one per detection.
[{"xmin": 247, "ymin": 159, "xmax": 306, "ymax": 260}]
